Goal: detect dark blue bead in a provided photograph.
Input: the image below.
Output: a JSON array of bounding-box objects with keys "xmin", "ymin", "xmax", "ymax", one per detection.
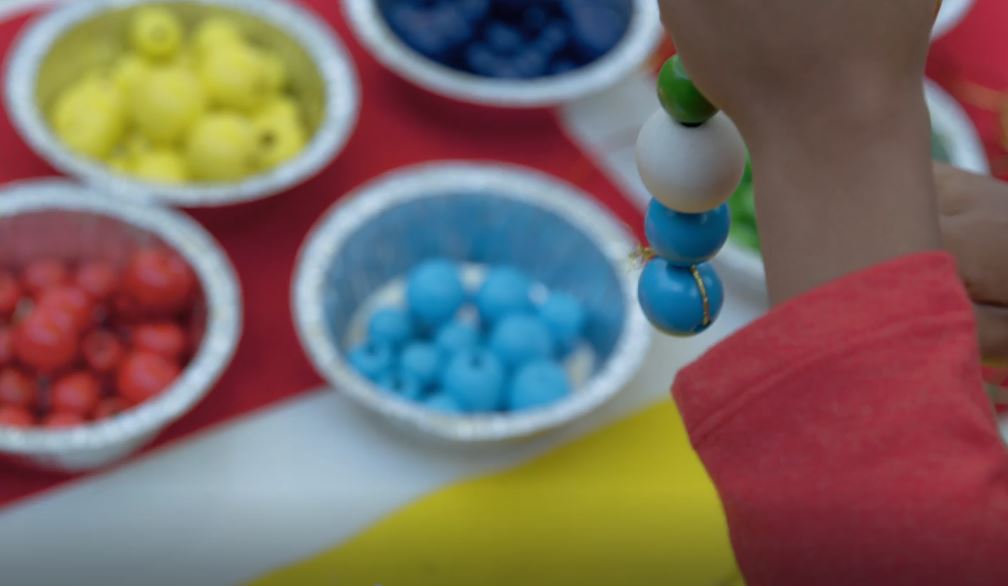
[
  {"xmin": 484, "ymin": 22, "xmax": 524, "ymax": 55},
  {"xmin": 511, "ymin": 48, "xmax": 549, "ymax": 78},
  {"xmin": 522, "ymin": 6, "xmax": 550, "ymax": 34},
  {"xmin": 452, "ymin": 0, "xmax": 491, "ymax": 22},
  {"xmin": 533, "ymin": 22, "xmax": 570, "ymax": 58},
  {"xmin": 637, "ymin": 259, "xmax": 724, "ymax": 336},
  {"xmin": 561, "ymin": 0, "xmax": 630, "ymax": 60},
  {"xmin": 645, "ymin": 199, "xmax": 730, "ymax": 267},
  {"xmin": 387, "ymin": 4, "xmax": 474, "ymax": 60},
  {"xmin": 549, "ymin": 59, "xmax": 577, "ymax": 75},
  {"xmin": 464, "ymin": 43, "xmax": 500, "ymax": 76}
]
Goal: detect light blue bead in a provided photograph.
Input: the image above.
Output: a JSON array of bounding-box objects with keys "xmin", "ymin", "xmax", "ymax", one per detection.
[
  {"xmin": 367, "ymin": 307, "xmax": 414, "ymax": 348},
  {"xmin": 476, "ymin": 266, "xmax": 533, "ymax": 326},
  {"xmin": 442, "ymin": 348, "xmax": 506, "ymax": 413},
  {"xmin": 637, "ymin": 259, "xmax": 724, "ymax": 336},
  {"xmin": 489, "ymin": 314, "xmax": 556, "ymax": 370},
  {"xmin": 537, "ymin": 292, "xmax": 586, "ymax": 354},
  {"xmin": 645, "ymin": 199, "xmax": 730, "ymax": 267},
  {"xmin": 377, "ymin": 372, "xmax": 424, "ymax": 401},
  {"xmin": 508, "ymin": 360, "xmax": 572, "ymax": 411},
  {"xmin": 406, "ymin": 259, "xmax": 466, "ymax": 329},
  {"xmin": 435, "ymin": 320, "xmax": 481, "ymax": 357},
  {"xmin": 400, "ymin": 342, "xmax": 442, "ymax": 389},
  {"xmin": 425, "ymin": 392, "xmax": 464, "ymax": 414},
  {"xmin": 348, "ymin": 340, "xmax": 395, "ymax": 381}
]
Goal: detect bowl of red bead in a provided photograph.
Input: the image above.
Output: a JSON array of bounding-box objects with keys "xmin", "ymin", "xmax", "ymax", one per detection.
[
  {"xmin": 5, "ymin": 0, "xmax": 360, "ymax": 207},
  {"xmin": 344, "ymin": 0, "xmax": 662, "ymax": 108},
  {"xmin": 293, "ymin": 161, "xmax": 650, "ymax": 442},
  {"xmin": 0, "ymin": 180, "xmax": 241, "ymax": 472}
]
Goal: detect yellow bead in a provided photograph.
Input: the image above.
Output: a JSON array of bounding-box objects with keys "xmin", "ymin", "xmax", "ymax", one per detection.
[
  {"xmin": 131, "ymin": 148, "xmax": 188, "ymax": 184},
  {"xmin": 130, "ymin": 7, "xmax": 183, "ymax": 60},
  {"xmin": 130, "ymin": 66, "xmax": 205, "ymax": 144},
  {"xmin": 193, "ymin": 17, "xmax": 244, "ymax": 60},
  {"xmin": 185, "ymin": 112, "xmax": 257, "ymax": 182},
  {"xmin": 110, "ymin": 54, "xmax": 150, "ymax": 99},
  {"xmin": 260, "ymin": 51, "xmax": 287, "ymax": 94},
  {"xmin": 256, "ymin": 96, "xmax": 302, "ymax": 124},
  {"xmin": 199, "ymin": 43, "xmax": 269, "ymax": 112},
  {"xmin": 253, "ymin": 107, "xmax": 306, "ymax": 169},
  {"xmin": 51, "ymin": 76, "xmax": 126, "ymax": 159}
]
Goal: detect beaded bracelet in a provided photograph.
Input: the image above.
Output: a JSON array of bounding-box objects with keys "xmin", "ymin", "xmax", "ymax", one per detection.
[{"xmin": 635, "ymin": 56, "xmax": 746, "ymax": 336}]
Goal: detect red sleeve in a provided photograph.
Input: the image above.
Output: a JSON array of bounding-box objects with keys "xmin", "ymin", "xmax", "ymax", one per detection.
[{"xmin": 673, "ymin": 252, "xmax": 1008, "ymax": 585}]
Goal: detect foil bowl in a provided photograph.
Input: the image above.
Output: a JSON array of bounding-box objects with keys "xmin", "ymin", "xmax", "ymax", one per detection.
[
  {"xmin": 5, "ymin": 0, "xmax": 360, "ymax": 207},
  {"xmin": 293, "ymin": 161, "xmax": 651, "ymax": 442},
  {"xmin": 0, "ymin": 180, "xmax": 242, "ymax": 472},
  {"xmin": 344, "ymin": 0, "xmax": 663, "ymax": 108}
]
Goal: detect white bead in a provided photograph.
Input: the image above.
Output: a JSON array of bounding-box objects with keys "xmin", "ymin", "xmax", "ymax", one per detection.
[{"xmin": 635, "ymin": 109, "xmax": 747, "ymax": 214}]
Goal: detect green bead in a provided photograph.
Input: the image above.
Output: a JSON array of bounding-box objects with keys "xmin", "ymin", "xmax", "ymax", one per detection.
[{"xmin": 657, "ymin": 55, "xmax": 718, "ymax": 125}]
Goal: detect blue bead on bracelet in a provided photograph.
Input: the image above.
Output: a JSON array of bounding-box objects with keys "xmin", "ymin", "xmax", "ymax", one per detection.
[{"xmin": 634, "ymin": 56, "xmax": 745, "ymax": 336}]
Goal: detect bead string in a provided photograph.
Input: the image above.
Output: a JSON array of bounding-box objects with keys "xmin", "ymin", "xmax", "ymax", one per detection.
[{"xmin": 690, "ymin": 265, "xmax": 712, "ymax": 328}]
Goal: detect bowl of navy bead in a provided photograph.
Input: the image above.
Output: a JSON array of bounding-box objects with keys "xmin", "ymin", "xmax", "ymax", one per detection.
[
  {"xmin": 633, "ymin": 56, "xmax": 746, "ymax": 336},
  {"xmin": 292, "ymin": 161, "xmax": 650, "ymax": 442},
  {"xmin": 343, "ymin": 0, "xmax": 663, "ymax": 108}
]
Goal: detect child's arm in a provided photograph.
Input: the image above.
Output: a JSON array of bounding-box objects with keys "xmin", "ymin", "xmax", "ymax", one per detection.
[
  {"xmin": 657, "ymin": 0, "xmax": 1008, "ymax": 583},
  {"xmin": 674, "ymin": 253, "xmax": 1008, "ymax": 584}
]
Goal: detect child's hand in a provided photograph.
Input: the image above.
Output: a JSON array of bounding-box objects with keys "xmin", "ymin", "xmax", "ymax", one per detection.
[
  {"xmin": 657, "ymin": 1, "xmax": 943, "ymax": 304},
  {"xmin": 657, "ymin": 0, "xmax": 936, "ymax": 148},
  {"xmin": 936, "ymin": 164, "xmax": 1008, "ymax": 364}
]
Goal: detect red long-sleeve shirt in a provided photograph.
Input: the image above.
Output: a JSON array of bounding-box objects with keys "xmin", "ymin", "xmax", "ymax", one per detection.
[{"xmin": 673, "ymin": 252, "xmax": 1008, "ymax": 585}]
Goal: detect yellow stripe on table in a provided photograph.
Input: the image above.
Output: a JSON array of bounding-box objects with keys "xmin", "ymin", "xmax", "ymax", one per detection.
[{"xmin": 251, "ymin": 402, "xmax": 742, "ymax": 586}]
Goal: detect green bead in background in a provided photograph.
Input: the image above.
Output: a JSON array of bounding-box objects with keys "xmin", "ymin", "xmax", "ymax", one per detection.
[{"xmin": 657, "ymin": 55, "xmax": 719, "ymax": 126}]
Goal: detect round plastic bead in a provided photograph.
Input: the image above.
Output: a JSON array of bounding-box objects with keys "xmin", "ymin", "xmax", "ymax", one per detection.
[
  {"xmin": 377, "ymin": 372, "xmax": 424, "ymax": 401},
  {"xmin": 400, "ymin": 342, "xmax": 441, "ymax": 389},
  {"xmin": 406, "ymin": 259, "xmax": 466, "ymax": 329},
  {"xmin": 368, "ymin": 307, "xmax": 414, "ymax": 349},
  {"xmin": 435, "ymin": 320, "xmax": 481, "ymax": 357},
  {"xmin": 442, "ymin": 348, "xmax": 506, "ymax": 412},
  {"xmin": 425, "ymin": 392, "xmax": 464, "ymax": 414},
  {"xmin": 635, "ymin": 109, "xmax": 747, "ymax": 214},
  {"xmin": 537, "ymin": 292, "xmax": 586, "ymax": 354},
  {"xmin": 509, "ymin": 361, "xmax": 572, "ymax": 411},
  {"xmin": 657, "ymin": 56, "xmax": 718, "ymax": 125},
  {"xmin": 489, "ymin": 314, "xmax": 556, "ymax": 369},
  {"xmin": 637, "ymin": 259, "xmax": 724, "ymax": 336},
  {"xmin": 348, "ymin": 340, "xmax": 395, "ymax": 382},
  {"xmin": 645, "ymin": 199, "xmax": 731, "ymax": 267},
  {"xmin": 476, "ymin": 267, "xmax": 532, "ymax": 326}
]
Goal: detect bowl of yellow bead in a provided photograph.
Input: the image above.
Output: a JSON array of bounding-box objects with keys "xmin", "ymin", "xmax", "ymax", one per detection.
[{"xmin": 6, "ymin": 0, "xmax": 360, "ymax": 207}]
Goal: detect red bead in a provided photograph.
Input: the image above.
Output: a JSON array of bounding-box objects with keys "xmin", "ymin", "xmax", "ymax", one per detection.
[
  {"xmin": 14, "ymin": 308, "xmax": 79, "ymax": 373},
  {"xmin": 0, "ymin": 271, "xmax": 21, "ymax": 320},
  {"xmin": 117, "ymin": 351, "xmax": 181, "ymax": 405},
  {"xmin": 36, "ymin": 285, "xmax": 94, "ymax": 332},
  {"xmin": 94, "ymin": 397, "xmax": 127, "ymax": 420},
  {"xmin": 0, "ymin": 368, "xmax": 36, "ymax": 409},
  {"xmin": 122, "ymin": 249, "xmax": 196, "ymax": 315},
  {"xmin": 22, "ymin": 258, "xmax": 69, "ymax": 296},
  {"xmin": 75, "ymin": 260, "xmax": 120, "ymax": 302},
  {"xmin": 43, "ymin": 411, "xmax": 86, "ymax": 429},
  {"xmin": 0, "ymin": 405, "xmax": 34, "ymax": 428},
  {"xmin": 50, "ymin": 371, "xmax": 101, "ymax": 416},
  {"xmin": 0, "ymin": 327, "xmax": 13, "ymax": 367},
  {"xmin": 82, "ymin": 330, "xmax": 125, "ymax": 374},
  {"xmin": 133, "ymin": 322, "xmax": 188, "ymax": 360}
]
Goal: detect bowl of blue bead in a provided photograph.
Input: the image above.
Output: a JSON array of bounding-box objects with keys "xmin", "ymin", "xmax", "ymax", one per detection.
[
  {"xmin": 292, "ymin": 161, "xmax": 650, "ymax": 442},
  {"xmin": 343, "ymin": 0, "xmax": 663, "ymax": 108}
]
